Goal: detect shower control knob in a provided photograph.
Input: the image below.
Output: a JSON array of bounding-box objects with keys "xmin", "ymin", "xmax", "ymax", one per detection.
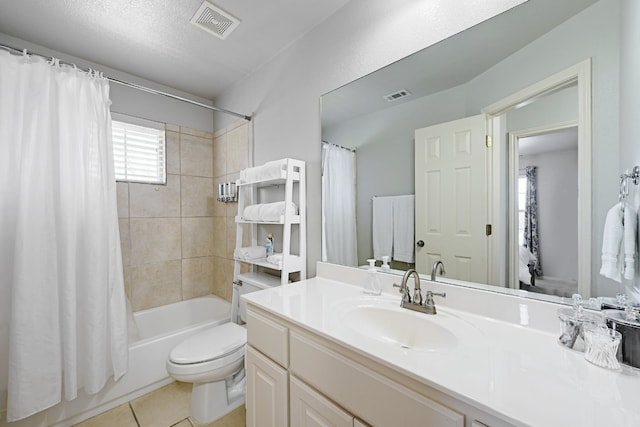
[{"xmin": 416, "ymin": 240, "xmax": 425, "ymax": 247}]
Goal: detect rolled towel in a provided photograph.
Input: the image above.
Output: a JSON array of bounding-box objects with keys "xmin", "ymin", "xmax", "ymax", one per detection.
[
  {"xmin": 240, "ymin": 159, "xmax": 286, "ymax": 182},
  {"xmin": 242, "ymin": 202, "xmax": 298, "ymax": 222},
  {"xmin": 234, "ymin": 246, "xmax": 266, "ymax": 260},
  {"xmin": 242, "ymin": 204, "xmax": 262, "ymax": 221},
  {"xmin": 266, "ymin": 253, "xmax": 300, "ymax": 269}
]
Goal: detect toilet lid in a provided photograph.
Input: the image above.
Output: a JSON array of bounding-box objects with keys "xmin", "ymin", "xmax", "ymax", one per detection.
[{"xmin": 169, "ymin": 322, "xmax": 247, "ymax": 365}]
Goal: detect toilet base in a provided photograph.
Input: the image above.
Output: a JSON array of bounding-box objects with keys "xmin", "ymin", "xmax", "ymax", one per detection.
[{"xmin": 190, "ymin": 374, "xmax": 246, "ymax": 424}]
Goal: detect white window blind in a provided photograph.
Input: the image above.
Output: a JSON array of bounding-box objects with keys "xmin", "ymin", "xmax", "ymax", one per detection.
[{"xmin": 112, "ymin": 114, "xmax": 166, "ymax": 184}]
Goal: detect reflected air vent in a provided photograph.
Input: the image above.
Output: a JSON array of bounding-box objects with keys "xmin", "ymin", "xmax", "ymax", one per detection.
[
  {"xmin": 190, "ymin": 1, "xmax": 240, "ymax": 40},
  {"xmin": 383, "ymin": 89, "xmax": 412, "ymax": 102}
]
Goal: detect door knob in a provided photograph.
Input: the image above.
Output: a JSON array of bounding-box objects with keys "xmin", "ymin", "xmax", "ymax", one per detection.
[{"xmin": 416, "ymin": 240, "xmax": 425, "ymax": 247}]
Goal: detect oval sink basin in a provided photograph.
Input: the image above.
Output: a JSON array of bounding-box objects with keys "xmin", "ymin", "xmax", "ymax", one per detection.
[{"xmin": 340, "ymin": 305, "xmax": 459, "ymax": 351}]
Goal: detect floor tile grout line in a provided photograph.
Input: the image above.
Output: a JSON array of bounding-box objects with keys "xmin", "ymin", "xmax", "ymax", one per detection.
[{"xmin": 129, "ymin": 402, "xmax": 141, "ymax": 427}]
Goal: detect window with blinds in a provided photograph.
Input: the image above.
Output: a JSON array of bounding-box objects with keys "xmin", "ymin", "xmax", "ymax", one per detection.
[{"xmin": 112, "ymin": 114, "xmax": 166, "ymax": 184}]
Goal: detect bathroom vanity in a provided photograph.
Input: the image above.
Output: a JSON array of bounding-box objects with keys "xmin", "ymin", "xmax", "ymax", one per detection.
[{"xmin": 242, "ymin": 263, "xmax": 640, "ymax": 427}]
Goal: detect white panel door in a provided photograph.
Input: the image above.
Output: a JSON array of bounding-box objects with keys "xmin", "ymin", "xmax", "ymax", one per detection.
[
  {"xmin": 246, "ymin": 345, "xmax": 289, "ymax": 427},
  {"xmin": 415, "ymin": 115, "xmax": 488, "ymax": 283}
]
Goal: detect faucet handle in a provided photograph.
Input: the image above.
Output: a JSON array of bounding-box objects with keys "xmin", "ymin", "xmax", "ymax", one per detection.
[
  {"xmin": 393, "ymin": 283, "xmax": 411, "ymax": 304},
  {"xmin": 413, "ymin": 288, "xmax": 423, "ymax": 305}
]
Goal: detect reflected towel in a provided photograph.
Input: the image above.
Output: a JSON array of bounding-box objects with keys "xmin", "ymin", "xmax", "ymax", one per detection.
[
  {"xmin": 392, "ymin": 195, "xmax": 415, "ymax": 263},
  {"xmin": 234, "ymin": 246, "xmax": 266, "ymax": 260},
  {"xmin": 372, "ymin": 197, "xmax": 393, "ymax": 260}
]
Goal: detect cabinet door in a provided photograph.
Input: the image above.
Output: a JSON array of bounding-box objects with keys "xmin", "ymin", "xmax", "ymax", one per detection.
[
  {"xmin": 246, "ymin": 345, "xmax": 289, "ymax": 427},
  {"xmin": 290, "ymin": 375, "xmax": 353, "ymax": 427}
]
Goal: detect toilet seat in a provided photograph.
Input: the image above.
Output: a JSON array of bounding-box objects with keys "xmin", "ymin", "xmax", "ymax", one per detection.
[
  {"xmin": 170, "ymin": 322, "xmax": 246, "ymax": 365},
  {"xmin": 166, "ymin": 323, "xmax": 247, "ymax": 383}
]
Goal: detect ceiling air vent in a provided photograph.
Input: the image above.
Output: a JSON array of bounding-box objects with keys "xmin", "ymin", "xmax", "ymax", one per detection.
[
  {"xmin": 383, "ymin": 89, "xmax": 412, "ymax": 102},
  {"xmin": 190, "ymin": 1, "xmax": 240, "ymax": 40}
]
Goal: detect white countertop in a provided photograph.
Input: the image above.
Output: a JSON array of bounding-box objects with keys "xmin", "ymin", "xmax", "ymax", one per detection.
[{"xmin": 242, "ymin": 270, "xmax": 640, "ymax": 427}]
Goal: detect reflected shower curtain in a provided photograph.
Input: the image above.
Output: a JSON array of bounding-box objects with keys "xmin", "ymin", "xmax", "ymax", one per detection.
[
  {"xmin": 524, "ymin": 166, "xmax": 542, "ymax": 276},
  {"xmin": 322, "ymin": 143, "xmax": 358, "ymax": 266},
  {"xmin": 0, "ymin": 52, "xmax": 127, "ymax": 421}
]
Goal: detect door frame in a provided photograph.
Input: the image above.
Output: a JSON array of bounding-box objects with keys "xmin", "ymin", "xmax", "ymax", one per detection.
[{"xmin": 482, "ymin": 59, "xmax": 592, "ymax": 296}]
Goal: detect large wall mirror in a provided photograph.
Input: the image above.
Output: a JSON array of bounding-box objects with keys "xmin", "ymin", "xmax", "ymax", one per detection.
[{"xmin": 321, "ymin": 0, "xmax": 636, "ymax": 303}]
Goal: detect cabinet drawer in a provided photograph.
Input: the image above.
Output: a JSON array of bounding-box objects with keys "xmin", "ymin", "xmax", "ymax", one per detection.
[
  {"xmin": 290, "ymin": 375, "xmax": 354, "ymax": 427},
  {"xmin": 290, "ymin": 331, "xmax": 464, "ymax": 427},
  {"xmin": 246, "ymin": 308, "xmax": 289, "ymax": 367}
]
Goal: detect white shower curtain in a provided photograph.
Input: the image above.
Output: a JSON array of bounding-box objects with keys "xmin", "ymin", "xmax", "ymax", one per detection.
[
  {"xmin": 0, "ymin": 52, "xmax": 128, "ymax": 421},
  {"xmin": 322, "ymin": 143, "xmax": 358, "ymax": 266}
]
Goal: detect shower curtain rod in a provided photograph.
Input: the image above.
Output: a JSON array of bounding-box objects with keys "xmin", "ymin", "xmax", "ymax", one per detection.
[
  {"xmin": 322, "ymin": 140, "xmax": 356, "ymax": 152},
  {"xmin": 0, "ymin": 43, "xmax": 252, "ymax": 121}
]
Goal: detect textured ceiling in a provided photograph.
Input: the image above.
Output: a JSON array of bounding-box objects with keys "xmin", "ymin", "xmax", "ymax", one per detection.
[{"xmin": 0, "ymin": 0, "xmax": 351, "ymax": 99}]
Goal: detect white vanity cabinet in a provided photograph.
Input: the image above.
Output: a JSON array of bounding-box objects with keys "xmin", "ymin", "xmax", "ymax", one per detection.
[{"xmin": 245, "ymin": 304, "xmax": 513, "ymax": 427}]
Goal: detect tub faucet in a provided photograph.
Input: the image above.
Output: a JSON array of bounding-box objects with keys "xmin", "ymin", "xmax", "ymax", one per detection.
[{"xmin": 431, "ymin": 261, "xmax": 446, "ymax": 282}]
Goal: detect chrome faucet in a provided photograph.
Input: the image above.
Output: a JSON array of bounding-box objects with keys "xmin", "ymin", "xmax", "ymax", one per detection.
[
  {"xmin": 431, "ymin": 260, "xmax": 446, "ymax": 282},
  {"xmin": 393, "ymin": 268, "xmax": 445, "ymax": 315}
]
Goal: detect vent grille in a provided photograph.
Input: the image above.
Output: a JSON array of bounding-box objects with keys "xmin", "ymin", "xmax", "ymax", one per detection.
[
  {"xmin": 190, "ymin": 1, "xmax": 240, "ymax": 40},
  {"xmin": 383, "ymin": 89, "xmax": 412, "ymax": 102}
]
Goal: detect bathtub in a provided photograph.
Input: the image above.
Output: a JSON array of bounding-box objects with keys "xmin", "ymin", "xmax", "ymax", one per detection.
[{"xmin": 1, "ymin": 295, "xmax": 231, "ymax": 427}]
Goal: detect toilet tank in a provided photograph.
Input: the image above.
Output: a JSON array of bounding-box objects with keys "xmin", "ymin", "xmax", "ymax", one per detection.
[{"xmin": 232, "ymin": 272, "xmax": 283, "ymax": 324}]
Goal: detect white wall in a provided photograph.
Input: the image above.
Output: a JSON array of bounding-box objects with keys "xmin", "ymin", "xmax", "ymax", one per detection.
[
  {"xmin": 211, "ymin": 0, "xmax": 526, "ymax": 276},
  {"xmin": 520, "ymin": 149, "xmax": 579, "ymax": 282},
  {"xmin": 0, "ymin": 33, "xmax": 215, "ymax": 131}
]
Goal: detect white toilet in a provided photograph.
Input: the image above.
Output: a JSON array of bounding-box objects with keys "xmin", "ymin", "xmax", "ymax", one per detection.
[{"xmin": 166, "ymin": 275, "xmax": 277, "ymax": 424}]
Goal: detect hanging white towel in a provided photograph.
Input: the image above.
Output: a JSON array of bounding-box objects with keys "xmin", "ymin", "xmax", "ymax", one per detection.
[
  {"xmin": 600, "ymin": 202, "xmax": 637, "ymax": 282},
  {"xmin": 392, "ymin": 195, "xmax": 415, "ymax": 263},
  {"xmin": 372, "ymin": 197, "xmax": 394, "ymax": 260}
]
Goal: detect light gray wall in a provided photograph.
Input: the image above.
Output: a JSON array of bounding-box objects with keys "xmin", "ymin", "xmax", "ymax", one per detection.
[
  {"xmin": 520, "ymin": 149, "xmax": 579, "ymax": 282},
  {"xmin": 211, "ymin": 0, "xmax": 526, "ymax": 277},
  {"xmin": 0, "ymin": 33, "xmax": 215, "ymax": 131}
]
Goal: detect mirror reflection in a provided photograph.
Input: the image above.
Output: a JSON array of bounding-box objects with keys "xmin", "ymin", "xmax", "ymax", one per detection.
[{"xmin": 321, "ymin": 0, "xmax": 636, "ymax": 302}]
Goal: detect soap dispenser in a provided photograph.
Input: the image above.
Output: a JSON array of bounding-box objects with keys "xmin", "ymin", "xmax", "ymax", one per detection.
[{"xmin": 363, "ymin": 259, "xmax": 382, "ymax": 296}]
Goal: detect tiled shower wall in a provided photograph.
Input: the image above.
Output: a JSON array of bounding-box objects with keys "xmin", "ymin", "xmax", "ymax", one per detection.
[{"xmin": 117, "ymin": 120, "xmax": 250, "ymax": 312}]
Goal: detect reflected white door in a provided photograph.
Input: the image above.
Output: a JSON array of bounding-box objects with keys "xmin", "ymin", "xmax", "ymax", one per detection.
[{"xmin": 415, "ymin": 115, "xmax": 488, "ymax": 283}]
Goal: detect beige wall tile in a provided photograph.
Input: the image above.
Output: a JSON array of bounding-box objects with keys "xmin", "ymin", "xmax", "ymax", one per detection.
[
  {"xmin": 73, "ymin": 403, "xmax": 137, "ymax": 427},
  {"xmin": 182, "ymin": 217, "xmax": 214, "ymax": 258},
  {"xmin": 123, "ymin": 265, "xmax": 133, "ymax": 301},
  {"xmin": 116, "ymin": 182, "xmax": 129, "ymax": 218},
  {"xmin": 130, "ymin": 381, "xmax": 191, "ymax": 427},
  {"xmin": 165, "ymin": 123, "xmax": 180, "ymax": 133},
  {"xmin": 174, "ymin": 420, "xmax": 192, "ymax": 427},
  {"xmin": 182, "ymin": 176, "xmax": 214, "ymax": 217},
  {"xmin": 130, "ymin": 218, "xmax": 181, "ymax": 265},
  {"xmin": 181, "ymin": 126, "xmax": 214, "ymax": 139},
  {"xmin": 166, "ymin": 130, "xmax": 181, "ymax": 175},
  {"xmin": 225, "ymin": 216, "xmax": 236, "ymax": 260},
  {"xmin": 130, "ymin": 260, "xmax": 182, "ymax": 311},
  {"xmin": 181, "ymin": 133, "xmax": 213, "ymax": 178},
  {"xmin": 212, "ymin": 134, "xmax": 227, "ymax": 178},
  {"xmin": 182, "ymin": 257, "xmax": 214, "ymax": 299},
  {"xmin": 118, "ymin": 218, "xmax": 131, "ymax": 267},
  {"xmin": 212, "ymin": 191, "xmax": 227, "ymax": 217},
  {"xmin": 212, "ymin": 217, "xmax": 227, "ymax": 258},
  {"xmin": 226, "ymin": 124, "xmax": 249, "ymax": 174},
  {"xmin": 129, "ymin": 174, "xmax": 180, "ymax": 218},
  {"xmin": 212, "ymin": 257, "xmax": 234, "ymax": 302}
]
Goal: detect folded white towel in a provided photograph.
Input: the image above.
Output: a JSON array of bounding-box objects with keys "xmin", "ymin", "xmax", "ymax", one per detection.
[
  {"xmin": 266, "ymin": 253, "xmax": 300, "ymax": 269},
  {"xmin": 239, "ymin": 159, "xmax": 286, "ymax": 183},
  {"xmin": 372, "ymin": 197, "xmax": 394, "ymax": 260},
  {"xmin": 234, "ymin": 246, "xmax": 266, "ymax": 260},
  {"xmin": 242, "ymin": 202, "xmax": 298, "ymax": 222},
  {"xmin": 392, "ymin": 195, "xmax": 415, "ymax": 263},
  {"xmin": 600, "ymin": 202, "xmax": 637, "ymax": 282}
]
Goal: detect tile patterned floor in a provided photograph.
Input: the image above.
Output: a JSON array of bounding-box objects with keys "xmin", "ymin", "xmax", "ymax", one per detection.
[{"xmin": 74, "ymin": 382, "xmax": 245, "ymax": 427}]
